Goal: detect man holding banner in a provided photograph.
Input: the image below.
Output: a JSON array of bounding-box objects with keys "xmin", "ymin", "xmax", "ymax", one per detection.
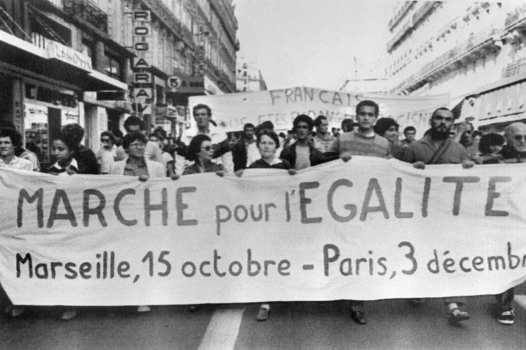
[
  {"xmin": 402, "ymin": 107, "xmax": 474, "ymax": 323},
  {"xmin": 280, "ymin": 115, "xmax": 328, "ymax": 170},
  {"xmin": 329, "ymin": 100, "xmax": 390, "ymax": 325}
]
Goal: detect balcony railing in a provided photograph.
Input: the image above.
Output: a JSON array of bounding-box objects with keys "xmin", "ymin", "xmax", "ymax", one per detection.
[
  {"xmin": 391, "ymin": 26, "xmax": 498, "ymax": 94},
  {"xmin": 63, "ymin": 0, "xmax": 107, "ymax": 33}
]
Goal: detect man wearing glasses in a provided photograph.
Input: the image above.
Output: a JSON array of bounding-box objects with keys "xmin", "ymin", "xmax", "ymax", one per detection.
[{"xmin": 401, "ymin": 107, "xmax": 475, "ymax": 324}]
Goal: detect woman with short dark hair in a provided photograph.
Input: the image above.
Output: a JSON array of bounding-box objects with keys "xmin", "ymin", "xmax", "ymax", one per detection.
[
  {"xmin": 182, "ymin": 134, "xmax": 224, "ymax": 175},
  {"xmin": 474, "ymin": 133, "xmax": 505, "ymax": 164}
]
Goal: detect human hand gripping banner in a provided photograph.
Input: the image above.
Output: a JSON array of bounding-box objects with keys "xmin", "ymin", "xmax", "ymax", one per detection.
[{"xmin": 1, "ymin": 158, "xmax": 526, "ymax": 306}]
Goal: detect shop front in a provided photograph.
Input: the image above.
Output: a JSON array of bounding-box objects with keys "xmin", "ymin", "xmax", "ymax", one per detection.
[{"xmin": 0, "ymin": 30, "xmax": 127, "ymax": 168}]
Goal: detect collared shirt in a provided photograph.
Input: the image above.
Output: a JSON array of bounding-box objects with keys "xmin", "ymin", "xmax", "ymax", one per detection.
[
  {"xmin": 47, "ymin": 159, "xmax": 80, "ymax": 176},
  {"xmin": 312, "ymin": 133, "xmax": 335, "ymax": 153},
  {"xmin": 0, "ymin": 156, "xmax": 33, "ymax": 171},
  {"xmin": 402, "ymin": 135, "xmax": 467, "ymax": 164},
  {"xmin": 123, "ymin": 157, "xmax": 149, "ymax": 177}
]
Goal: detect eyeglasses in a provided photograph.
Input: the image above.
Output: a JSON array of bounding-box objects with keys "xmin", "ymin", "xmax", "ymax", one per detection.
[
  {"xmin": 513, "ymin": 135, "xmax": 526, "ymax": 141},
  {"xmin": 201, "ymin": 146, "xmax": 212, "ymax": 151},
  {"xmin": 101, "ymin": 138, "xmax": 111, "ymax": 142}
]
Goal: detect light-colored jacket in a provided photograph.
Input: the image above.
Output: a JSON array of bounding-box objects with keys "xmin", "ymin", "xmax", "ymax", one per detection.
[{"xmin": 109, "ymin": 158, "xmax": 166, "ymax": 178}]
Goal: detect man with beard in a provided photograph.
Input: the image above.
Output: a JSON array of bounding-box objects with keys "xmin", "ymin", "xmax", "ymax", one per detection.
[
  {"xmin": 402, "ymin": 108, "xmax": 473, "ymax": 167},
  {"xmin": 401, "ymin": 107, "xmax": 474, "ymax": 323}
]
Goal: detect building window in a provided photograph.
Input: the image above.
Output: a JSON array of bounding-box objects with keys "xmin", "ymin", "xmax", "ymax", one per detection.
[
  {"xmin": 103, "ymin": 54, "xmax": 122, "ymax": 80},
  {"xmin": 82, "ymin": 40, "xmax": 96, "ymax": 67}
]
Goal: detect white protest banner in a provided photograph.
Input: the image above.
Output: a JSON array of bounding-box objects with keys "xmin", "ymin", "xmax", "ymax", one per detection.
[
  {"xmin": 188, "ymin": 87, "xmax": 449, "ymax": 136},
  {"xmin": 1, "ymin": 159, "xmax": 526, "ymax": 306}
]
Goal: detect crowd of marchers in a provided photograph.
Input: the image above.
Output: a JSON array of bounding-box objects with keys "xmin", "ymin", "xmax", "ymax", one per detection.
[{"xmin": 0, "ymin": 99, "xmax": 524, "ymax": 325}]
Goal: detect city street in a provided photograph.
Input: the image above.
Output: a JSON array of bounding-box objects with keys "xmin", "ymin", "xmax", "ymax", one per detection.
[{"xmin": 2, "ymin": 285, "xmax": 526, "ymax": 350}]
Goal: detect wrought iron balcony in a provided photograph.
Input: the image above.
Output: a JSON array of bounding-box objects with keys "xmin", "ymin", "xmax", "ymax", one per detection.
[{"xmin": 63, "ymin": 0, "xmax": 108, "ymax": 33}]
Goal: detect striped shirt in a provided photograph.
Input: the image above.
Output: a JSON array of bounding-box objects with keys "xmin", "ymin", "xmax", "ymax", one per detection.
[{"xmin": 330, "ymin": 131, "xmax": 390, "ymax": 158}]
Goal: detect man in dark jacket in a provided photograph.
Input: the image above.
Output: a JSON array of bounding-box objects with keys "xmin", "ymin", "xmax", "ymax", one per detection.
[
  {"xmin": 232, "ymin": 123, "xmax": 257, "ymax": 171},
  {"xmin": 280, "ymin": 114, "xmax": 326, "ymax": 170}
]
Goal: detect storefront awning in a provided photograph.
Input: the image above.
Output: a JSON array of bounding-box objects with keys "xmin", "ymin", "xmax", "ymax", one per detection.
[{"xmin": 0, "ymin": 31, "xmax": 127, "ymax": 92}]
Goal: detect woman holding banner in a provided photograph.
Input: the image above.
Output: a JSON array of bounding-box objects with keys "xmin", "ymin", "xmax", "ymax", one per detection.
[
  {"xmin": 235, "ymin": 128, "xmax": 296, "ymax": 321},
  {"xmin": 171, "ymin": 134, "xmax": 224, "ymax": 312},
  {"xmin": 180, "ymin": 134, "xmax": 224, "ymax": 176}
]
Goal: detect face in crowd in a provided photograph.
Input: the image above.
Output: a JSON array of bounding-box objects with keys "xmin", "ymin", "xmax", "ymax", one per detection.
[
  {"xmin": 149, "ymin": 134, "xmax": 164, "ymax": 150},
  {"xmin": 404, "ymin": 129, "xmax": 416, "ymax": 142},
  {"xmin": 506, "ymin": 123, "xmax": 526, "ymax": 153},
  {"xmin": 244, "ymin": 126, "xmax": 255, "ymax": 140},
  {"xmin": 430, "ymin": 109, "xmax": 454, "ymax": 140},
  {"xmin": 194, "ymin": 107, "xmax": 211, "ymax": 128},
  {"xmin": 0, "ymin": 136, "xmax": 15, "ymax": 159},
  {"xmin": 383, "ymin": 125, "xmax": 399, "ymax": 143},
  {"xmin": 317, "ymin": 118, "xmax": 329, "ymax": 135},
  {"xmin": 52, "ymin": 139, "xmax": 73, "ymax": 166},
  {"xmin": 295, "ymin": 121, "xmax": 311, "ymax": 142},
  {"xmin": 128, "ymin": 139, "xmax": 146, "ymax": 159},
  {"xmin": 198, "ymin": 140, "xmax": 214, "ymax": 162},
  {"xmin": 356, "ymin": 105, "xmax": 377, "ymax": 132},
  {"xmin": 258, "ymin": 134, "xmax": 277, "ymax": 160},
  {"xmin": 101, "ymin": 135, "xmax": 114, "ymax": 150}
]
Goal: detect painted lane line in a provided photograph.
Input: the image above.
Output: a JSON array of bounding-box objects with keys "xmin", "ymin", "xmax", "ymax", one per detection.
[
  {"xmin": 197, "ymin": 308, "xmax": 246, "ymax": 350},
  {"xmin": 514, "ymin": 294, "xmax": 526, "ymax": 310}
]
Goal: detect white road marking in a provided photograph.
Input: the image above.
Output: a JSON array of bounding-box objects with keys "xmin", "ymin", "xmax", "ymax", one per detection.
[
  {"xmin": 514, "ymin": 294, "xmax": 526, "ymax": 310},
  {"xmin": 197, "ymin": 308, "xmax": 246, "ymax": 350}
]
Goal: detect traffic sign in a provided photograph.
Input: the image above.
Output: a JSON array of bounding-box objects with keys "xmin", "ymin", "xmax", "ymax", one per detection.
[{"xmin": 167, "ymin": 75, "xmax": 182, "ymax": 92}]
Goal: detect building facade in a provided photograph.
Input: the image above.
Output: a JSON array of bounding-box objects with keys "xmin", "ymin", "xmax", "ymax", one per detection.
[
  {"xmin": 386, "ymin": 1, "xmax": 526, "ymax": 132},
  {"xmin": 0, "ymin": 0, "xmax": 239, "ymax": 168},
  {"xmin": 236, "ymin": 57, "xmax": 267, "ymax": 92}
]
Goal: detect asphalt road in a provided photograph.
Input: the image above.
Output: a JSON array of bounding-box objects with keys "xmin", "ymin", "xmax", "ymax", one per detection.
[{"xmin": 2, "ymin": 288, "xmax": 526, "ymax": 350}]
